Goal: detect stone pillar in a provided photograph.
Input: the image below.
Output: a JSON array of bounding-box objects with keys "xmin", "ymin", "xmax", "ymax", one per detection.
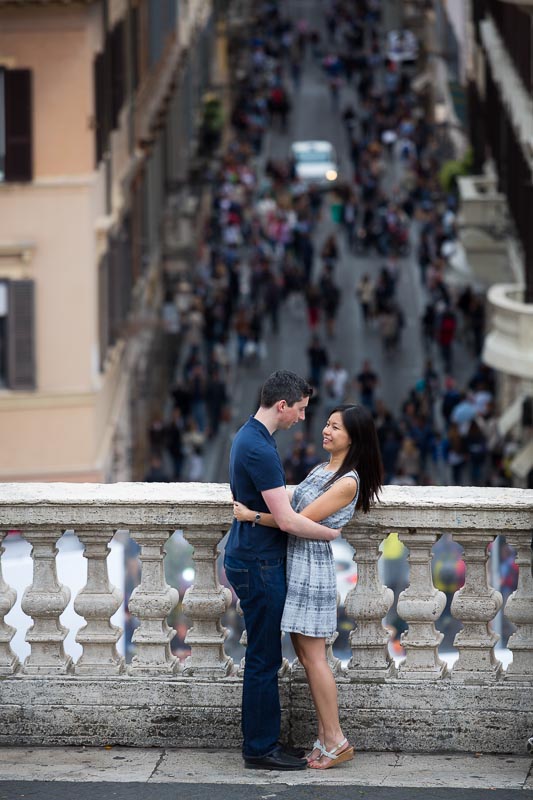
[
  {"xmin": 502, "ymin": 530, "xmax": 533, "ymax": 681},
  {"xmin": 396, "ymin": 530, "xmax": 447, "ymax": 679},
  {"xmin": 450, "ymin": 531, "xmax": 503, "ymax": 682},
  {"xmin": 128, "ymin": 531, "xmax": 180, "ymax": 675},
  {"xmin": 343, "ymin": 527, "xmax": 395, "ymax": 681},
  {"xmin": 21, "ymin": 531, "xmax": 72, "ymax": 675},
  {"xmin": 0, "ymin": 532, "xmax": 19, "ymax": 675},
  {"xmin": 74, "ymin": 532, "xmax": 125, "ymax": 675},
  {"xmin": 235, "ymin": 598, "xmax": 247, "ymax": 678},
  {"xmin": 181, "ymin": 528, "xmax": 234, "ymax": 677}
]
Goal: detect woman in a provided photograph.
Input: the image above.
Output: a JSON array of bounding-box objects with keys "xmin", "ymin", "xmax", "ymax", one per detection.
[{"xmin": 233, "ymin": 404, "xmax": 383, "ymax": 770}]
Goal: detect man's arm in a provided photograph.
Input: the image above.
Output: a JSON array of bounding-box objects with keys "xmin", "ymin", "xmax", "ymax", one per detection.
[{"xmin": 261, "ymin": 486, "xmax": 341, "ymax": 541}]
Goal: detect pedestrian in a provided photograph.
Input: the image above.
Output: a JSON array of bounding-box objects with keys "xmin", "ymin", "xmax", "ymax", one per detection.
[
  {"xmin": 323, "ymin": 361, "xmax": 349, "ymax": 412},
  {"xmin": 356, "ymin": 274, "xmax": 375, "ymax": 323},
  {"xmin": 307, "ymin": 334, "xmax": 329, "ymax": 388},
  {"xmin": 165, "ymin": 407, "xmax": 185, "ymax": 480},
  {"xmin": 356, "ymin": 359, "xmax": 379, "ymax": 412},
  {"xmin": 437, "ymin": 305, "xmax": 457, "ymax": 374},
  {"xmin": 234, "ymin": 403, "xmax": 383, "ymax": 770},
  {"xmin": 224, "ymin": 371, "xmax": 340, "ymax": 771},
  {"xmin": 143, "ymin": 454, "xmax": 171, "ymax": 483},
  {"xmin": 319, "ymin": 269, "xmax": 341, "ymax": 338}
]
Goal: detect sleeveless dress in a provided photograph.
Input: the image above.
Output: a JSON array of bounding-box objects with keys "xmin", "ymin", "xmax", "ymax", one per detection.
[{"xmin": 281, "ymin": 464, "xmax": 360, "ymax": 638}]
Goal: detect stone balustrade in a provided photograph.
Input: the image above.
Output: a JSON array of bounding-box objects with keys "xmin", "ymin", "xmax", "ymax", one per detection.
[{"xmin": 0, "ymin": 482, "xmax": 532, "ymax": 753}]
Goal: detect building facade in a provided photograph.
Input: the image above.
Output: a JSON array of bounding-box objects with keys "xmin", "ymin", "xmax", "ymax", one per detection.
[
  {"xmin": 0, "ymin": 0, "xmax": 214, "ymax": 481},
  {"xmin": 467, "ymin": 0, "xmax": 533, "ymax": 486}
]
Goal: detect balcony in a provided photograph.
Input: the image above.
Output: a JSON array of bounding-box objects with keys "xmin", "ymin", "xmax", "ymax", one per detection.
[
  {"xmin": 0, "ymin": 483, "xmax": 532, "ymax": 753},
  {"xmin": 484, "ymin": 284, "xmax": 533, "ymax": 380}
]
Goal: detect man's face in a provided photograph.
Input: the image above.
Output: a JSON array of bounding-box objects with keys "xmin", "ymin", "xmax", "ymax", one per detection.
[{"xmin": 278, "ymin": 397, "xmax": 308, "ymax": 429}]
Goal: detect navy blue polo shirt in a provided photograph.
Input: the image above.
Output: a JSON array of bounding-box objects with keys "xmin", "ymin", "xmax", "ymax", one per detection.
[{"xmin": 226, "ymin": 416, "xmax": 287, "ymax": 561}]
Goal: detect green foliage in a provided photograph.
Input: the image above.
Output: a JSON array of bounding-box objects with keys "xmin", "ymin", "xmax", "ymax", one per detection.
[{"xmin": 438, "ymin": 147, "xmax": 474, "ymax": 193}]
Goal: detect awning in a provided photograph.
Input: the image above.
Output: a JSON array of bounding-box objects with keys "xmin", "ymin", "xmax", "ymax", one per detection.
[
  {"xmin": 511, "ymin": 438, "xmax": 533, "ymax": 481},
  {"xmin": 497, "ymin": 392, "xmax": 527, "ymax": 437},
  {"xmin": 411, "ymin": 70, "xmax": 431, "ymax": 93}
]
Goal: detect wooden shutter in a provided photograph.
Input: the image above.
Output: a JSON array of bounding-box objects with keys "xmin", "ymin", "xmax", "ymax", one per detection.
[
  {"xmin": 94, "ymin": 52, "xmax": 105, "ymax": 164},
  {"xmin": 111, "ymin": 21, "xmax": 125, "ymax": 130},
  {"xmin": 7, "ymin": 280, "xmax": 35, "ymax": 390},
  {"xmin": 98, "ymin": 253, "xmax": 110, "ymax": 369},
  {"xmin": 4, "ymin": 69, "xmax": 32, "ymax": 182}
]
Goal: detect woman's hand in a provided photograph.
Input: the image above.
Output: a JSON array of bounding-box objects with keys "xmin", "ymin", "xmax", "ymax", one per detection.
[{"xmin": 233, "ymin": 501, "xmax": 253, "ymax": 522}]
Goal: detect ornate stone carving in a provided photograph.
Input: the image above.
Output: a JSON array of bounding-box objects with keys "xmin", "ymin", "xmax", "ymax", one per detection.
[
  {"xmin": 128, "ymin": 531, "xmax": 180, "ymax": 675},
  {"xmin": 21, "ymin": 531, "xmax": 72, "ymax": 675},
  {"xmin": 74, "ymin": 531, "xmax": 125, "ymax": 675},
  {"xmin": 0, "ymin": 532, "xmax": 19, "ymax": 675},
  {"xmin": 396, "ymin": 530, "xmax": 447, "ymax": 679},
  {"xmin": 343, "ymin": 527, "xmax": 395, "ymax": 681},
  {"xmin": 502, "ymin": 530, "xmax": 533, "ymax": 681},
  {"xmin": 181, "ymin": 528, "xmax": 234, "ymax": 677},
  {"xmin": 451, "ymin": 531, "xmax": 503, "ymax": 682}
]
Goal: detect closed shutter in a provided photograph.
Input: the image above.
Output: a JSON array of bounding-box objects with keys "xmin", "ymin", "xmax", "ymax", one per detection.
[
  {"xmin": 94, "ymin": 52, "xmax": 105, "ymax": 164},
  {"xmin": 98, "ymin": 253, "xmax": 110, "ymax": 369},
  {"xmin": 111, "ymin": 20, "xmax": 125, "ymax": 130},
  {"xmin": 4, "ymin": 69, "xmax": 32, "ymax": 182},
  {"xmin": 7, "ymin": 280, "xmax": 35, "ymax": 390}
]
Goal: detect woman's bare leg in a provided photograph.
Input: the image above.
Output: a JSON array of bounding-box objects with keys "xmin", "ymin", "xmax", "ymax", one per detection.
[
  {"xmin": 292, "ymin": 632, "xmax": 351, "ymax": 767},
  {"xmin": 291, "ymin": 632, "xmax": 324, "ymax": 761}
]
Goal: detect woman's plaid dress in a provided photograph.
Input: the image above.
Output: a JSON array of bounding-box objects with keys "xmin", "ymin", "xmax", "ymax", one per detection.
[{"xmin": 281, "ymin": 464, "xmax": 359, "ymax": 638}]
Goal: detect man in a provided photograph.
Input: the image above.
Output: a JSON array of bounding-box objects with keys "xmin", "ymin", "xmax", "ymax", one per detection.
[{"xmin": 225, "ymin": 371, "xmax": 340, "ymax": 770}]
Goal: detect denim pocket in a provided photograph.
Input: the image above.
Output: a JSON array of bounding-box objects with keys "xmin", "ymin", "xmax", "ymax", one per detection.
[{"xmin": 224, "ymin": 562, "xmax": 250, "ymax": 600}]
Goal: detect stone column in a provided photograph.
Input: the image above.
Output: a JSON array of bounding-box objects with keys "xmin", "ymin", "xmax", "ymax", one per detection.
[
  {"xmin": 343, "ymin": 527, "xmax": 395, "ymax": 681},
  {"xmin": 128, "ymin": 531, "xmax": 180, "ymax": 675},
  {"xmin": 21, "ymin": 531, "xmax": 72, "ymax": 675},
  {"xmin": 450, "ymin": 531, "xmax": 503, "ymax": 682},
  {"xmin": 0, "ymin": 532, "xmax": 19, "ymax": 675},
  {"xmin": 502, "ymin": 529, "xmax": 533, "ymax": 681},
  {"xmin": 74, "ymin": 531, "xmax": 125, "ymax": 675},
  {"xmin": 181, "ymin": 528, "xmax": 234, "ymax": 677},
  {"xmin": 396, "ymin": 530, "xmax": 447, "ymax": 679}
]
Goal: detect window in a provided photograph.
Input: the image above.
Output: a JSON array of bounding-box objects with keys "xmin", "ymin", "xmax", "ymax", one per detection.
[
  {"xmin": 0, "ymin": 279, "xmax": 36, "ymax": 390},
  {"xmin": 0, "ymin": 68, "xmax": 33, "ymax": 183}
]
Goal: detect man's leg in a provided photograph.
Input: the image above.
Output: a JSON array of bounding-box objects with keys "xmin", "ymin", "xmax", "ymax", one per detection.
[{"xmin": 224, "ymin": 556, "xmax": 286, "ymax": 758}]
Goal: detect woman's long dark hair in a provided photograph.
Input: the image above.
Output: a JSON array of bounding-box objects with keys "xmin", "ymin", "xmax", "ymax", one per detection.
[{"xmin": 323, "ymin": 404, "xmax": 383, "ymax": 513}]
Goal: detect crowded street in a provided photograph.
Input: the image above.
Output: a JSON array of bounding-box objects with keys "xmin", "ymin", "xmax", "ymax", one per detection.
[{"xmin": 147, "ymin": 0, "xmax": 496, "ymax": 495}]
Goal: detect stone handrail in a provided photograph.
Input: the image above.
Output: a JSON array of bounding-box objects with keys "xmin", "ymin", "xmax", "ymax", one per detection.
[{"xmin": 0, "ymin": 482, "xmax": 532, "ymax": 753}]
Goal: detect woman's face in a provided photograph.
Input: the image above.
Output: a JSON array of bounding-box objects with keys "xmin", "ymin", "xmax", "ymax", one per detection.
[{"xmin": 322, "ymin": 412, "xmax": 351, "ymax": 456}]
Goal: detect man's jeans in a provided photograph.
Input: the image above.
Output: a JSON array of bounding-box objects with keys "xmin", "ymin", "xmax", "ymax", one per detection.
[{"xmin": 224, "ymin": 554, "xmax": 286, "ymax": 759}]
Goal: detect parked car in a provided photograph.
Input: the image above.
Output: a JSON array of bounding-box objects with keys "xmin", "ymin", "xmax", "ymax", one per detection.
[
  {"xmin": 290, "ymin": 140, "xmax": 339, "ymax": 188},
  {"xmin": 386, "ymin": 29, "xmax": 418, "ymax": 63}
]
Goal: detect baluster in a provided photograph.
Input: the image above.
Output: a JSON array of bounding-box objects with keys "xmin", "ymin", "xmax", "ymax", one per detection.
[
  {"xmin": 181, "ymin": 528, "xmax": 234, "ymax": 677},
  {"xmin": 396, "ymin": 530, "xmax": 447, "ymax": 679},
  {"xmin": 502, "ymin": 529, "xmax": 533, "ymax": 680},
  {"xmin": 21, "ymin": 531, "xmax": 72, "ymax": 674},
  {"xmin": 74, "ymin": 531, "xmax": 124, "ymax": 675},
  {"xmin": 0, "ymin": 532, "xmax": 19, "ymax": 675},
  {"xmin": 235, "ymin": 598, "xmax": 247, "ymax": 677},
  {"xmin": 128, "ymin": 531, "xmax": 180, "ymax": 675},
  {"xmin": 343, "ymin": 527, "xmax": 395, "ymax": 681},
  {"xmin": 450, "ymin": 531, "xmax": 503, "ymax": 682}
]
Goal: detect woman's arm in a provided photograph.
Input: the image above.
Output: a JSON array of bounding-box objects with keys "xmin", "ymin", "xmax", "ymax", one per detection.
[{"xmin": 233, "ymin": 476, "xmax": 357, "ymax": 532}]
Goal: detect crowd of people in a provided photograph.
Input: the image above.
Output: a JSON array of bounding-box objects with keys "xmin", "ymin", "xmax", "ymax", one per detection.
[{"xmin": 143, "ymin": 0, "xmax": 513, "ymax": 494}]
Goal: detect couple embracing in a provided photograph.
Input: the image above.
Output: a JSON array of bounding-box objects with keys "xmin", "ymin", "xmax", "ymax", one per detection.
[{"xmin": 225, "ymin": 370, "xmax": 383, "ymax": 771}]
